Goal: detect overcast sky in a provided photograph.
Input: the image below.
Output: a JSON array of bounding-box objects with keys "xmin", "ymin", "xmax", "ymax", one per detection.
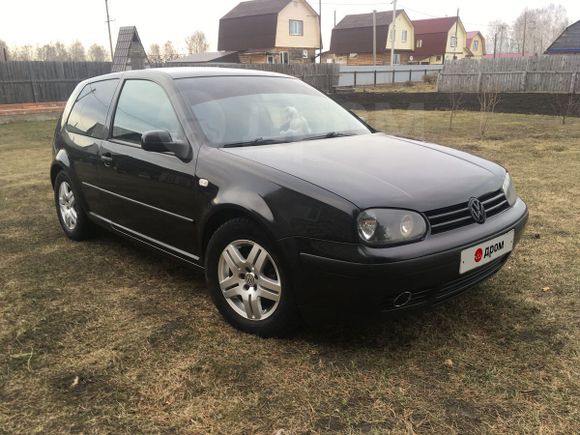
[{"xmin": 2, "ymin": 0, "xmax": 578, "ymax": 54}]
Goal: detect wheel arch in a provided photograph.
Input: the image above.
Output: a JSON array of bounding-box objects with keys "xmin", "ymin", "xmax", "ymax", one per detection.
[
  {"xmin": 50, "ymin": 148, "xmax": 71, "ymax": 187},
  {"xmin": 200, "ymin": 204, "xmax": 278, "ymax": 262}
]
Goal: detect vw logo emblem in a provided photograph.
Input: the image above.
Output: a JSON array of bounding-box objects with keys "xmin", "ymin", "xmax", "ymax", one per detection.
[
  {"xmin": 245, "ymin": 273, "xmax": 256, "ymax": 287},
  {"xmin": 468, "ymin": 198, "xmax": 486, "ymax": 224}
]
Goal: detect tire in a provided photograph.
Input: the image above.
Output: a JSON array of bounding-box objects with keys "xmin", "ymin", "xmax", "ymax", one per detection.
[
  {"xmin": 54, "ymin": 171, "xmax": 93, "ymax": 241},
  {"xmin": 205, "ymin": 218, "xmax": 299, "ymax": 337}
]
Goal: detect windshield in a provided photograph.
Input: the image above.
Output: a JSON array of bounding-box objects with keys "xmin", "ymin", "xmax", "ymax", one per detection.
[{"xmin": 175, "ymin": 76, "xmax": 370, "ymax": 147}]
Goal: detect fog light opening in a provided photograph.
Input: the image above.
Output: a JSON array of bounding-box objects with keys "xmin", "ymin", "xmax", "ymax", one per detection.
[{"xmin": 393, "ymin": 291, "xmax": 412, "ymax": 308}]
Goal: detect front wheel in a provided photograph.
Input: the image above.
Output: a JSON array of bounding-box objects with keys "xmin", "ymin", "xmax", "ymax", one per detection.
[{"xmin": 205, "ymin": 218, "xmax": 299, "ymax": 336}]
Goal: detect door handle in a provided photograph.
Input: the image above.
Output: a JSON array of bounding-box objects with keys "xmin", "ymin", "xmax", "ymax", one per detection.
[{"xmin": 100, "ymin": 153, "xmax": 113, "ymax": 166}]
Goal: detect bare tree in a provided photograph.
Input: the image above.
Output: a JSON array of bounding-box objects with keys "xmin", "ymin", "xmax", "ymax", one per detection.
[
  {"xmin": 552, "ymin": 93, "xmax": 580, "ymax": 125},
  {"xmin": 478, "ymin": 86, "xmax": 501, "ymax": 138},
  {"xmin": 502, "ymin": 4, "xmax": 569, "ymax": 55},
  {"xmin": 10, "ymin": 45, "xmax": 34, "ymax": 60},
  {"xmin": 162, "ymin": 41, "xmax": 178, "ymax": 61},
  {"xmin": 37, "ymin": 44, "xmax": 58, "ymax": 61},
  {"xmin": 185, "ymin": 31, "xmax": 209, "ymax": 55},
  {"xmin": 148, "ymin": 43, "xmax": 162, "ymax": 63},
  {"xmin": 88, "ymin": 44, "xmax": 107, "ymax": 62},
  {"xmin": 486, "ymin": 20, "xmax": 510, "ymax": 55},
  {"xmin": 447, "ymin": 89, "xmax": 464, "ymax": 130},
  {"xmin": 68, "ymin": 41, "xmax": 86, "ymax": 61},
  {"xmin": 54, "ymin": 42, "xmax": 69, "ymax": 61}
]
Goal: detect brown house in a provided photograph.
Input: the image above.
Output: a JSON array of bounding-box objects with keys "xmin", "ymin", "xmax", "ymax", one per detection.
[
  {"xmin": 411, "ymin": 17, "xmax": 469, "ymax": 64},
  {"xmin": 324, "ymin": 10, "xmax": 414, "ymax": 65},
  {"xmin": 218, "ymin": 0, "xmax": 321, "ymax": 64}
]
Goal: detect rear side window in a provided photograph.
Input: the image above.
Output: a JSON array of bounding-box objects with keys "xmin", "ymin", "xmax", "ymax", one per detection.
[
  {"xmin": 66, "ymin": 79, "xmax": 118, "ymax": 138},
  {"xmin": 112, "ymin": 80, "xmax": 183, "ymax": 144}
]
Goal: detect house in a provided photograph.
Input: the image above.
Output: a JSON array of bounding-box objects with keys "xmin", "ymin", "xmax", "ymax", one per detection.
[
  {"xmin": 218, "ymin": 0, "xmax": 320, "ymax": 64},
  {"xmin": 545, "ymin": 20, "xmax": 580, "ymax": 55},
  {"xmin": 411, "ymin": 17, "xmax": 469, "ymax": 64},
  {"xmin": 168, "ymin": 51, "xmax": 240, "ymax": 64},
  {"xmin": 323, "ymin": 10, "xmax": 414, "ymax": 65},
  {"xmin": 466, "ymin": 31, "xmax": 485, "ymax": 57},
  {"xmin": 111, "ymin": 26, "xmax": 150, "ymax": 72}
]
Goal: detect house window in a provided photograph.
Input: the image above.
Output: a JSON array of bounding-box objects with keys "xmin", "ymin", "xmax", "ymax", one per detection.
[
  {"xmin": 289, "ymin": 20, "xmax": 303, "ymax": 36},
  {"xmin": 401, "ymin": 30, "xmax": 407, "ymax": 43},
  {"xmin": 280, "ymin": 51, "xmax": 289, "ymax": 64},
  {"xmin": 417, "ymin": 39, "xmax": 423, "ymax": 48},
  {"xmin": 267, "ymin": 55, "xmax": 275, "ymax": 64},
  {"xmin": 473, "ymin": 40, "xmax": 479, "ymax": 50},
  {"xmin": 450, "ymin": 36, "xmax": 457, "ymax": 48},
  {"xmin": 436, "ymin": 55, "xmax": 442, "ymax": 61},
  {"xmin": 393, "ymin": 53, "xmax": 401, "ymax": 65}
]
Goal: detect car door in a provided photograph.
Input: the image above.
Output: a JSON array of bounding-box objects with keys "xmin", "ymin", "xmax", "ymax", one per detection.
[
  {"xmin": 61, "ymin": 78, "xmax": 119, "ymax": 213},
  {"xmin": 96, "ymin": 79, "xmax": 199, "ymax": 257}
]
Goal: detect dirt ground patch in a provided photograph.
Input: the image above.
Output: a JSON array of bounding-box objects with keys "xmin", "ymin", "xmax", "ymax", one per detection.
[{"xmin": 0, "ymin": 114, "xmax": 579, "ymax": 433}]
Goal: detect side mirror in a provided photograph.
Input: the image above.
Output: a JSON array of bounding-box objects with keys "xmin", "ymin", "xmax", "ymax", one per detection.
[{"xmin": 141, "ymin": 130, "xmax": 191, "ymax": 160}]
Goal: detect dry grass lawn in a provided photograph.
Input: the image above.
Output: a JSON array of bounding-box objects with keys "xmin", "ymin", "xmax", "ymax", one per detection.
[{"xmin": 0, "ymin": 111, "xmax": 579, "ymax": 434}]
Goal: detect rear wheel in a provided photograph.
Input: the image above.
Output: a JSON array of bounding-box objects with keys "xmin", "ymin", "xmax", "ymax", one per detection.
[
  {"xmin": 54, "ymin": 171, "xmax": 93, "ymax": 241},
  {"xmin": 205, "ymin": 218, "xmax": 298, "ymax": 336}
]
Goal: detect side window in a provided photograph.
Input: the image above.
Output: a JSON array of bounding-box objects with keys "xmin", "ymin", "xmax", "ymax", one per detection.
[
  {"xmin": 66, "ymin": 79, "xmax": 118, "ymax": 138},
  {"xmin": 112, "ymin": 80, "xmax": 183, "ymax": 144}
]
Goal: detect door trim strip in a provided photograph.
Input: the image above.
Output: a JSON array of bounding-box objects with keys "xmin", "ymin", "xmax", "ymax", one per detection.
[
  {"xmin": 89, "ymin": 211, "xmax": 201, "ymax": 264},
  {"xmin": 82, "ymin": 181, "xmax": 194, "ymax": 223}
]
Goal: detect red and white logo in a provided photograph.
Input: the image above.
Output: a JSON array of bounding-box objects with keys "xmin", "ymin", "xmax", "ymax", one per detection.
[{"xmin": 474, "ymin": 248, "xmax": 483, "ymax": 263}]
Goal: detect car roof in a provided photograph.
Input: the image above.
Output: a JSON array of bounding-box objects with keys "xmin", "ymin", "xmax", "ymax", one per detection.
[{"xmin": 89, "ymin": 67, "xmax": 293, "ymax": 82}]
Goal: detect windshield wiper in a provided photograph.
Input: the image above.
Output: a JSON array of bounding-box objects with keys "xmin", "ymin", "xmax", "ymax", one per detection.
[
  {"xmin": 302, "ymin": 131, "xmax": 356, "ymax": 141},
  {"xmin": 222, "ymin": 138, "xmax": 283, "ymax": 148}
]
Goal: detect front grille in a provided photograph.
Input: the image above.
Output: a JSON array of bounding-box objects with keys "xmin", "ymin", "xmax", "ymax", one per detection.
[
  {"xmin": 380, "ymin": 256, "xmax": 508, "ymax": 311},
  {"xmin": 425, "ymin": 189, "xmax": 510, "ymax": 235}
]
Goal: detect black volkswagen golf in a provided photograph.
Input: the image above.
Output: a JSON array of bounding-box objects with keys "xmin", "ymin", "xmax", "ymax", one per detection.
[{"xmin": 51, "ymin": 68, "xmax": 528, "ymax": 336}]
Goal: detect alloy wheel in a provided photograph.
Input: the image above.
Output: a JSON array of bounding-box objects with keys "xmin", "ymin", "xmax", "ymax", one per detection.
[
  {"xmin": 58, "ymin": 181, "xmax": 78, "ymax": 231},
  {"xmin": 217, "ymin": 240, "xmax": 282, "ymax": 321}
]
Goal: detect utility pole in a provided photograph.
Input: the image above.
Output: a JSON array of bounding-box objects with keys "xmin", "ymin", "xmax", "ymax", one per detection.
[
  {"xmin": 390, "ymin": 0, "xmax": 397, "ymax": 65},
  {"xmin": 453, "ymin": 8, "xmax": 459, "ymax": 60},
  {"xmin": 499, "ymin": 25, "xmax": 505, "ymax": 56},
  {"xmin": 334, "ymin": 10, "xmax": 337, "ymax": 27},
  {"xmin": 318, "ymin": 0, "xmax": 322, "ymax": 63},
  {"xmin": 372, "ymin": 10, "xmax": 377, "ymax": 66},
  {"xmin": 493, "ymin": 32, "xmax": 498, "ymax": 58},
  {"xmin": 104, "ymin": 0, "xmax": 114, "ymax": 61},
  {"xmin": 522, "ymin": 9, "xmax": 527, "ymax": 56}
]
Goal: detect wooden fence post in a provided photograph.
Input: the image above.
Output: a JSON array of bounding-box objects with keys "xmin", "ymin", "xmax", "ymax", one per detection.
[
  {"xmin": 477, "ymin": 72, "xmax": 483, "ymax": 93},
  {"xmin": 392, "ymin": 69, "xmax": 395, "ymax": 84},
  {"xmin": 353, "ymin": 71, "xmax": 357, "ymax": 87},
  {"xmin": 409, "ymin": 69, "xmax": 412, "ymax": 81},
  {"xmin": 374, "ymin": 70, "xmax": 377, "ymax": 87},
  {"xmin": 520, "ymin": 71, "xmax": 527, "ymax": 92},
  {"xmin": 570, "ymin": 72, "xmax": 577, "ymax": 94},
  {"xmin": 27, "ymin": 62, "xmax": 38, "ymax": 103}
]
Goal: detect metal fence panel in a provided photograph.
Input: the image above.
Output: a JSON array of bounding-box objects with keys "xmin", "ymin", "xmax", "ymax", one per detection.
[{"xmin": 337, "ymin": 65, "xmax": 443, "ymax": 87}]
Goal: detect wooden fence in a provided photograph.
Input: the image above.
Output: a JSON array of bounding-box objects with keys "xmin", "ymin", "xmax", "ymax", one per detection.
[
  {"xmin": 0, "ymin": 61, "xmax": 340, "ymax": 104},
  {"xmin": 438, "ymin": 55, "xmax": 580, "ymax": 94},
  {"xmin": 157, "ymin": 62, "xmax": 340, "ymax": 93},
  {"xmin": 0, "ymin": 61, "xmax": 112, "ymax": 104}
]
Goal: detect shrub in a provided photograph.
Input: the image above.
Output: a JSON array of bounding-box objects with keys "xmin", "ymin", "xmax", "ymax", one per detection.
[{"xmin": 422, "ymin": 74, "xmax": 437, "ymax": 84}]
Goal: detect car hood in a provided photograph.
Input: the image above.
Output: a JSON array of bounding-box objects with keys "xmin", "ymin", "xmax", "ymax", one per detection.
[{"xmin": 222, "ymin": 133, "xmax": 505, "ymax": 211}]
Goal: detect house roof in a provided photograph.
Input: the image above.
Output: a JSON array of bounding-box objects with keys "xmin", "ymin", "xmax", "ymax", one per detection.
[
  {"xmin": 168, "ymin": 51, "xmax": 239, "ymax": 64},
  {"xmin": 412, "ymin": 17, "xmax": 458, "ymax": 58},
  {"xmin": 545, "ymin": 20, "xmax": 580, "ymax": 54},
  {"xmin": 221, "ymin": 0, "xmax": 291, "ymax": 19},
  {"xmin": 329, "ymin": 10, "xmax": 405, "ymax": 54},
  {"xmin": 218, "ymin": 0, "xmax": 319, "ymax": 52}
]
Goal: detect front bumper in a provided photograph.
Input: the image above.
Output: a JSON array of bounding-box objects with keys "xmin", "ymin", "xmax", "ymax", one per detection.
[{"xmin": 279, "ymin": 199, "xmax": 528, "ymax": 320}]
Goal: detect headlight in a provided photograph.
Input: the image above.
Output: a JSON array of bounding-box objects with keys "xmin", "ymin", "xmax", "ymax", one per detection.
[
  {"xmin": 502, "ymin": 173, "xmax": 517, "ymax": 206},
  {"xmin": 357, "ymin": 209, "xmax": 427, "ymax": 246}
]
